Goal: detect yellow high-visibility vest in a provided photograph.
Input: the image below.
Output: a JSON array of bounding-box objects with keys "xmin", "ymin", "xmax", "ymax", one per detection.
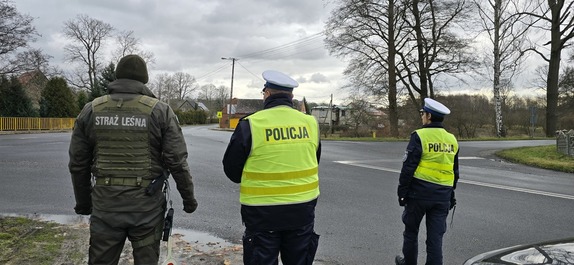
[
  {"xmin": 240, "ymin": 106, "xmax": 320, "ymax": 206},
  {"xmin": 414, "ymin": 128, "xmax": 458, "ymax": 187}
]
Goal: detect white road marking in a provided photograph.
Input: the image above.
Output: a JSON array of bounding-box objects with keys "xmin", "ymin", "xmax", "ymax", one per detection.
[
  {"xmin": 333, "ymin": 159, "xmax": 574, "ymax": 200},
  {"xmin": 460, "ymin": 179, "xmax": 574, "ymax": 200},
  {"xmin": 458, "ymin": 156, "xmax": 484, "ymax": 160}
]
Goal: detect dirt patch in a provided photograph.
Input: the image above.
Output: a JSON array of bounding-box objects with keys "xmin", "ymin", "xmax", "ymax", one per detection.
[{"xmin": 0, "ymin": 216, "xmax": 243, "ymax": 265}]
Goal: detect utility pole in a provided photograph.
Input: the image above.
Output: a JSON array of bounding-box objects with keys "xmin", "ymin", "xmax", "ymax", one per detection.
[
  {"xmin": 329, "ymin": 94, "xmax": 333, "ymax": 134},
  {"xmin": 221, "ymin": 57, "xmax": 237, "ymax": 116}
]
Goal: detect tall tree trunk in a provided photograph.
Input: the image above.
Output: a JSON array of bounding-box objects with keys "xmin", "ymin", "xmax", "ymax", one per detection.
[
  {"xmin": 545, "ymin": 0, "xmax": 563, "ymax": 136},
  {"xmin": 493, "ymin": 0, "xmax": 505, "ymax": 137},
  {"xmin": 388, "ymin": 0, "xmax": 399, "ymax": 137},
  {"xmin": 546, "ymin": 39, "xmax": 560, "ymax": 136},
  {"xmin": 412, "ymin": 0, "xmax": 428, "ymax": 99}
]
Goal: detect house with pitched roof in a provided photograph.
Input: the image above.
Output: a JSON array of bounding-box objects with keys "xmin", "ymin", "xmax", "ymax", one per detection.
[{"xmin": 220, "ymin": 98, "xmax": 304, "ymax": 129}]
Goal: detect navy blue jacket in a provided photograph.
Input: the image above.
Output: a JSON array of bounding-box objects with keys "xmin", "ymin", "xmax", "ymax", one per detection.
[
  {"xmin": 222, "ymin": 93, "xmax": 321, "ymax": 231},
  {"xmin": 398, "ymin": 122, "xmax": 459, "ymax": 202}
]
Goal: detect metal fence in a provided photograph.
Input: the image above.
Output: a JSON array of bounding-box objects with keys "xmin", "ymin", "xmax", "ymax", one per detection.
[
  {"xmin": 556, "ymin": 130, "xmax": 574, "ymax": 157},
  {"xmin": 0, "ymin": 117, "xmax": 75, "ymax": 131}
]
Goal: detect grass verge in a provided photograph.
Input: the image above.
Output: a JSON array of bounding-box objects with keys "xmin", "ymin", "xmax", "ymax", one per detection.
[
  {"xmin": 0, "ymin": 216, "xmax": 86, "ymax": 265},
  {"xmin": 495, "ymin": 145, "xmax": 574, "ymax": 173}
]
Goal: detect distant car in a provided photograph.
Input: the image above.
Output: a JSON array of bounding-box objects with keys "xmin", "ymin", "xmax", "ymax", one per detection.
[{"xmin": 464, "ymin": 237, "xmax": 574, "ymax": 265}]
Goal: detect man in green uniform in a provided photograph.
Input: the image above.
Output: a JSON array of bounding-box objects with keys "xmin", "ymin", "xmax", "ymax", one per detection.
[{"xmin": 69, "ymin": 54, "xmax": 198, "ymax": 265}]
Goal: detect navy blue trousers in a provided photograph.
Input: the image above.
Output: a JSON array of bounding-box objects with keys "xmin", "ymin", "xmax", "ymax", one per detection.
[
  {"xmin": 242, "ymin": 222, "xmax": 319, "ymax": 265},
  {"xmin": 401, "ymin": 200, "xmax": 449, "ymax": 265}
]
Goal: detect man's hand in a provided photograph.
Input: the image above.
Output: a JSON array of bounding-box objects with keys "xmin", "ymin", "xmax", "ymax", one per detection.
[
  {"xmin": 398, "ymin": 197, "xmax": 407, "ymax": 207},
  {"xmin": 183, "ymin": 199, "xmax": 198, "ymax": 213},
  {"xmin": 74, "ymin": 204, "xmax": 92, "ymax": 215}
]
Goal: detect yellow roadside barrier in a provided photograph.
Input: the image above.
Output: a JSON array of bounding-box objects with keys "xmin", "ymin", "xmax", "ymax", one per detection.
[{"xmin": 0, "ymin": 117, "xmax": 75, "ymax": 131}]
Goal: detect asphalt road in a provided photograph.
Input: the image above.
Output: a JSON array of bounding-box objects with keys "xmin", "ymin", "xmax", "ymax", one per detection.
[{"xmin": 0, "ymin": 125, "xmax": 571, "ymax": 265}]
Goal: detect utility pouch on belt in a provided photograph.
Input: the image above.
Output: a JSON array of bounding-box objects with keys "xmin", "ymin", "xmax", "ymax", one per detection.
[
  {"xmin": 145, "ymin": 173, "xmax": 167, "ymax": 196},
  {"xmin": 162, "ymin": 207, "xmax": 174, "ymax": 241}
]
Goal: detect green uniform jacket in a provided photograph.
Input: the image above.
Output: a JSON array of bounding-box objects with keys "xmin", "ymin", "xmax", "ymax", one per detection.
[{"xmin": 68, "ymin": 79, "xmax": 197, "ymax": 213}]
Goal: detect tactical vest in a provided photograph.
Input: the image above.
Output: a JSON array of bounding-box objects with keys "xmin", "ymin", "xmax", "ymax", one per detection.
[
  {"xmin": 240, "ymin": 106, "xmax": 320, "ymax": 206},
  {"xmin": 92, "ymin": 95, "xmax": 158, "ymax": 186},
  {"xmin": 414, "ymin": 128, "xmax": 458, "ymax": 187}
]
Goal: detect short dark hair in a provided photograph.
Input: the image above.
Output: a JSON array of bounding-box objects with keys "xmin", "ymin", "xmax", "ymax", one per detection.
[{"xmin": 430, "ymin": 114, "xmax": 444, "ymax": 123}]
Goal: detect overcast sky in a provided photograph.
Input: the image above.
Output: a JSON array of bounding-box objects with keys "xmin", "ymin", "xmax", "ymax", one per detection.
[{"xmin": 13, "ymin": 0, "xmax": 349, "ymax": 104}]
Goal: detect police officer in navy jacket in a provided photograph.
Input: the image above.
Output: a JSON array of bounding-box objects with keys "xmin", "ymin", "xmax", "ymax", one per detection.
[
  {"xmin": 223, "ymin": 70, "xmax": 321, "ymax": 265},
  {"xmin": 396, "ymin": 98, "xmax": 459, "ymax": 265}
]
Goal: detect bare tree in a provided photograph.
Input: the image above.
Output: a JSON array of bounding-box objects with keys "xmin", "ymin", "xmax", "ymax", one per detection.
[
  {"xmin": 325, "ymin": 0, "xmax": 409, "ymax": 137},
  {"xmin": 172, "ymin": 72, "xmax": 198, "ymax": 100},
  {"xmin": 344, "ymin": 96, "xmax": 381, "ymax": 137},
  {"xmin": 397, "ymin": 0, "xmax": 478, "ymax": 107},
  {"xmin": 197, "ymin": 83, "xmax": 229, "ymax": 118},
  {"xmin": 0, "ymin": 0, "xmax": 54, "ymax": 75},
  {"xmin": 151, "ymin": 73, "xmax": 175, "ymax": 102},
  {"xmin": 214, "ymin": 85, "xmax": 230, "ymax": 112},
  {"xmin": 112, "ymin": 30, "xmax": 155, "ymax": 65},
  {"xmin": 151, "ymin": 72, "xmax": 198, "ymax": 104},
  {"xmin": 558, "ymin": 65, "xmax": 574, "ymax": 128},
  {"xmin": 326, "ymin": 0, "xmax": 477, "ymax": 137},
  {"xmin": 525, "ymin": 0, "xmax": 574, "ymax": 136},
  {"xmin": 197, "ymin": 84, "xmax": 217, "ymax": 103},
  {"xmin": 1, "ymin": 48, "xmax": 55, "ymax": 76},
  {"xmin": 441, "ymin": 94, "xmax": 491, "ymax": 138},
  {"xmin": 62, "ymin": 14, "xmax": 114, "ymax": 91},
  {"xmin": 0, "ymin": 0, "xmax": 36, "ymax": 57},
  {"xmin": 474, "ymin": 0, "xmax": 538, "ymax": 137}
]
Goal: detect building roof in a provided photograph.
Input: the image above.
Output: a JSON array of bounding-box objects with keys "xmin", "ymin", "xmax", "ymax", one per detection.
[
  {"xmin": 235, "ymin": 99, "xmax": 264, "ymax": 114},
  {"xmin": 18, "ymin": 70, "xmax": 47, "ymax": 85},
  {"xmin": 229, "ymin": 98, "xmax": 304, "ymax": 115},
  {"xmin": 169, "ymin": 99, "xmax": 209, "ymax": 112}
]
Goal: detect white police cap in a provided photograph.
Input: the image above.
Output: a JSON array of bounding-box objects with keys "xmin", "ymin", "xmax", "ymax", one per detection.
[
  {"xmin": 262, "ymin": 70, "xmax": 299, "ymax": 91},
  {"xmin": 422, "ymin": 98, "xmax": 450, "ymax": 117}
]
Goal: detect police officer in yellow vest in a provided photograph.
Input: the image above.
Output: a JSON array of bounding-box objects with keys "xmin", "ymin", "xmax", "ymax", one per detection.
[
  {"xmin": 395, "ymin": 98, "xmax": 459, "ymax": 265},
  {"xmin": 69, "ymin": 54, "xmax": 198, "ymax": 265},
  {"xmin": 223, "ymin": 70, "xmax": 321, "ymax": 265}
]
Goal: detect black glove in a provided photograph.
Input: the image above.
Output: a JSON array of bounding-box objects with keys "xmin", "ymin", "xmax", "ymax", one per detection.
[
  {"xmin": 183, "ymin": 199, "xmax": 198, "ymax": 213},
  {"xmin": 398, "ymin": 197, "xmax": 407, "ymax": 207},
  {"xmin": 449, "ymin": 192, "xmax": 456, "ymax": 210},
  {"xmin": 74, "ymin": 204, "xmax": 92, "ymax": 215}
]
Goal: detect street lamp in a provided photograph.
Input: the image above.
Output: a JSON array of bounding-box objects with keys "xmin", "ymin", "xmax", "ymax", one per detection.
[{"xmin": 221, "ymin": 57, "xmax": 237, "ymax": 116}]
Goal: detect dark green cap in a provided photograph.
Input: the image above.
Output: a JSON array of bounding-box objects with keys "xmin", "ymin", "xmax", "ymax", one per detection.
[{"xmin": 116, "ymin": 54, "xmax": 149, "ymax": 84}]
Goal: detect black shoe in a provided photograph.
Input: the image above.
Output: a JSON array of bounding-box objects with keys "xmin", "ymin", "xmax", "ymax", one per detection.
[{"xmin": 395, "ymin": 255, "xmax": 405, "ymax": 265}]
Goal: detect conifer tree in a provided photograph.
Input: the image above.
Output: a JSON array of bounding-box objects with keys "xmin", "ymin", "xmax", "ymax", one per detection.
[
  {"xmin": 76, "ymin": 90, "xmax": 89, "ymax": 112},
  {"xmin": 0, "ymin": 76, "xmax": 36, "ymax": 117},
  {"xmin": 39, "ymin": 77, "xmax": 78, "ymax": 117}
]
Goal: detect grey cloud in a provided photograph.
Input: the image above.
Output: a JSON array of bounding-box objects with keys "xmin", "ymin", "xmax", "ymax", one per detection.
[{"xmin": 309, "ymin": 73, "xmax": 329, "ymax": 83}]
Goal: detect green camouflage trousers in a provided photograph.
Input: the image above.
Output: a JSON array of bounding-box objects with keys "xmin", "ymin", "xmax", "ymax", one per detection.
[{"xmin": 88, "ymin": 208, "xmax": 165, "ymax": 265}]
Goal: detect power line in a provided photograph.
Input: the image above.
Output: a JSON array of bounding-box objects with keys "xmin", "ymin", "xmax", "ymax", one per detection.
[
  {"xmin": 237, "ymin": 32, "xmax": 325, "ymax": 60},
  {"xmin": 236, "ymin": 61, "xmax": 261, "ymax": 80},
  {"xmin": 195, "ymin": 62, "xmax": 229, "ymax": 82},
  {"xmin": 196, "ymin": 32, "xmax": 326, "ymax": 83}
]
